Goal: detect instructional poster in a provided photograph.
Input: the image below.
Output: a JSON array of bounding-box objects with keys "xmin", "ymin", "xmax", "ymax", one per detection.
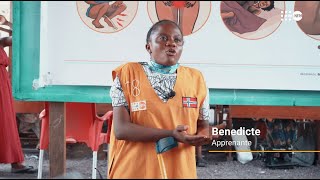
[{"xmin": 39, "ymin": 1, "xmax": 320, "ymax": 90}]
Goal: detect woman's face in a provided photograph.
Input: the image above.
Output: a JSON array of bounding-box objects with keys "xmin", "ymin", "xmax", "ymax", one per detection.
[{"xmin": 146, "ymin": 22, "xmax": 184, "ymax": 66}]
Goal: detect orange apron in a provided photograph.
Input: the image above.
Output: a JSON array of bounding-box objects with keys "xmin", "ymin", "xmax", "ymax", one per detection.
[{"xmin": 108, "ymin": 62, "xmax": 207, "ymax": 178}]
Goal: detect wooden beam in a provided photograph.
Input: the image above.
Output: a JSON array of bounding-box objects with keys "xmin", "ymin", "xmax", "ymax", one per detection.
[{"xmin": 49, "ymin": 102, "xmax": 66, "ymax": 178}]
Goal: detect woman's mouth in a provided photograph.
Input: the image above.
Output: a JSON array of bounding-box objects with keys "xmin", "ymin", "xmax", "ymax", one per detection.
[{"xmin": 166, "ymin": 49, "xmax": 176, "ymax": 56}]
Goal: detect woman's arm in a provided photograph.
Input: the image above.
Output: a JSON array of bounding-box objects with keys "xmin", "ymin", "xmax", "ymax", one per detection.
[
  {"xmin": 113, "ymin": 106, "xmax": 173, "ymax": 141},
  {"xmin": 0, "ymin": 36, "xmax": 12, "ymax": 47},
  {"xmin": 114, "ymin": 106, "xmax": 209, "ymax": 145}
]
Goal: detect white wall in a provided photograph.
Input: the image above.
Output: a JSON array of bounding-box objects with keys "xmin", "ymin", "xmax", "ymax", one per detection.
[{"xmin": 39, "ymin": 1, "xmax": 320, "ymax": 91}]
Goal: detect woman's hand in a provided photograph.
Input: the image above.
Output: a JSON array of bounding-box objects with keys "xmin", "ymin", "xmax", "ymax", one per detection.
[{"xmin": 173, "ymin": 125, "xmax": 210, "ymax": 146}]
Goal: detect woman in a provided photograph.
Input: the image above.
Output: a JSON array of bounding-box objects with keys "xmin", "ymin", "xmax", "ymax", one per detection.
[
  {"xmin": 108, "ymin": 20, "xmax": 211, "ymax": 178},
  {"xmin": 0, "ymin": 15, "xmax": 36, "ymax": 174}
]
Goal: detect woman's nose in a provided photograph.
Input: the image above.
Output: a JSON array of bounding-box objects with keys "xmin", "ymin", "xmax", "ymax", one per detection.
[{"xmin": 165, "ymin": 39, "xmax": 177, "ymax": 47}]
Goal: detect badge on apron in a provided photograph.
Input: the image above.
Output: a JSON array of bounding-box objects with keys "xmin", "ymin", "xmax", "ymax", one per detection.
[
  {"xmin": 182, "ymin": 97, "xmax": 197, "ymax": 108},
  {"xmin": 131, "ymin": 100, "xmax": 147, "ymax": 112}
]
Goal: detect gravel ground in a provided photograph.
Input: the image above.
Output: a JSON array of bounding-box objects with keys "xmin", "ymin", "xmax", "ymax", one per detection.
[{"xmin": 1, "ymin": 143, "xmax": 320, "ymax": 179}]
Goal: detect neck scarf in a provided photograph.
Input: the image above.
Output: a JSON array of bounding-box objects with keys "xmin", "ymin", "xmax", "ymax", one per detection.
[{"xmin": 148, "ymin": 60, "xmax": 179, "ymax": 74}]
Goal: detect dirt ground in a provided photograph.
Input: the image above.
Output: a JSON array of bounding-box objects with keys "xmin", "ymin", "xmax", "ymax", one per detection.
[{"xmin": 1, "ymin": 143, "xmax": 320, "ymax": 179}]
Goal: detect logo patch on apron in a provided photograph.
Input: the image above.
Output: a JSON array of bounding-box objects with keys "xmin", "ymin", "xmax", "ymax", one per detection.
[
  {"xmin": 131, "ymin": 100, "xmax": 147, "ymax": 112},
  {"xmin": 182, "ymin": 97, "xmax": 197, "ymax": 108}
]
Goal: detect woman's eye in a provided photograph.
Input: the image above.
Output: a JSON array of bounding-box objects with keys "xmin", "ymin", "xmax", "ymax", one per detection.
[
  {"xmin": 160, "ymin": 36, "xmax": 168, "ymax": 41},
  {"xmin": 175, "ymin": 38, "xmax": 181, "ymax": 43},
  {"xmin": 175, "ymin": 38, "xmax": 184, "ymax": 45}
]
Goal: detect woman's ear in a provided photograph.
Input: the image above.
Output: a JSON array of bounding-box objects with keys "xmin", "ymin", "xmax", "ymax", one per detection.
[{"xmin": 145, "ymin": 44, "xmax": 152, "ymax": 54}]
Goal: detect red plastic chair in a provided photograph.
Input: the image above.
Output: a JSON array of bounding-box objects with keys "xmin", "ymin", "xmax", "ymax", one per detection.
[{"xmin": 37, "ymin": 102, "xmax": 113, "ymax": 179}]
